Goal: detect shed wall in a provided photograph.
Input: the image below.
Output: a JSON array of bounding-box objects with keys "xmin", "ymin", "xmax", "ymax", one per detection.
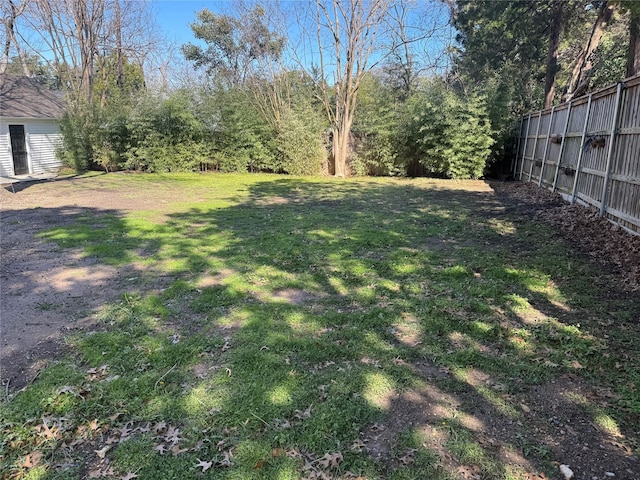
[{"xmin": 0, "ymin": 117, "xmax": 63, "ymax": 176}]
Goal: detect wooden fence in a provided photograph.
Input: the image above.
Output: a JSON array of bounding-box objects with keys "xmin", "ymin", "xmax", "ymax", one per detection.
[{"xmin": 513, "ymin": 74, "xmax": 640, "ymax": 235}]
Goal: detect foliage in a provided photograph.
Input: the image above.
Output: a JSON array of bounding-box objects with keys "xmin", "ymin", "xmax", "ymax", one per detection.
[
  {"xmin": 351, "ymin": 74, "xmax": 403, "ymax": 177},
  {"xmin": 399, "ymin": 80, "xmax": 494, "ymax": 179},
  {"xmin": 275, "ymin": 104, "xmax": 326, "ymax": 176},
  {"xmin": 56, "ymin": 103, "xmax": 97, "ymax": 172},
  {"xmin": 123, "ymin": 92, "xmax": 212, "ymax": 173},
  {"xmin": 589, "ymin": 13, "xmax": 629, "ymax": 89},
  {"xmin": 181, "ymin": 6, "xmax": 285, "ymax": 86}
]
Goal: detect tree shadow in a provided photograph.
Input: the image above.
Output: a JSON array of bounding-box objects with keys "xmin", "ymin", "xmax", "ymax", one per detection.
[{"xmin": 3, "ymin": 176, "xmax": 638, "ymax": 479}]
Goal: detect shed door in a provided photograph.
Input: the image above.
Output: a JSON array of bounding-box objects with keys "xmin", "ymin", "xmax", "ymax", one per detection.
[{"xmin": 9, "ymin": 125, "xmax": 29, "ymax": 175}]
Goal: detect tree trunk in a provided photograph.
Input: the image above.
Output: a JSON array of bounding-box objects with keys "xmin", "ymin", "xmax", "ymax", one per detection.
[
  {"xmin": 115, "ymin": 0, "xmax": 124, "ymax": 89},
  {"xmin": 544, "ymin": 1, "xmax": 563, "ymax": 108},
  {"xmin": 627, "ymin": 9, "xmax": 640, "ymax": 77},
  {"xmin": 565, "ymin": 2, "xmax": 616, "ymax": 99},
  {"xmin": 333, "ymin": 122, "xmax": 350, "ymax": 178}
]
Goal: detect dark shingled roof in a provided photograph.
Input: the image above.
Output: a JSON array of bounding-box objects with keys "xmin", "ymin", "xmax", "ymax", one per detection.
[{"xmin": 0, "ymin": 74, "xmax": 66, "ymax": 119}]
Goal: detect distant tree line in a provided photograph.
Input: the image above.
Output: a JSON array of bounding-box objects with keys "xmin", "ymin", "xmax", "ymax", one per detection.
[{"xmin": 2, "ymin": 0, "xmax": 637, "ymax": 178}]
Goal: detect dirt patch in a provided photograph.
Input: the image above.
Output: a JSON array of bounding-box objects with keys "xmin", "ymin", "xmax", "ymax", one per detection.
[
  {"xmin": 490, "ymin": 181, "xmax": 640, "ymax": 291},
  {"xmin": 524, "ymin": 375, "xmax": 640, "ymax": 480},
  {"xmin": 0, "ymin": 177, "xmax": 178, "ymax": 392}
]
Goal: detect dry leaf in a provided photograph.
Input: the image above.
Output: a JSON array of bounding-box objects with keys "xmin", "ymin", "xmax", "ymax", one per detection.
[
  {"xmin": 254, "ymin": 459, "xmax": 266, "ymax": 469},
  {"xmin": 272, "ymin": 448, "xmax": 287, "ymax": 458},
  {"xmin": 218, "ymin": 450, "xmax": 233, "ymax": 467},
  {"xmin": 195, "ymin": 459, "xmax": 213, "ymax": 472},
  {"xmin": 273, "ymin": 418, "xmax": 291, "ymax": 430},
  {"xmin": 350, "ymin": 439, "xmax": 366, "ymax": 451},
  {"xmin": 120, "ymin": 473, "xmax": 138, "ymax": 480},
  {"xmin": 294, "ymin": 404, "xmax": 313, "ymax": 419},
  {"xmin": 153, "ymin": 421, "xmax": 167, "ymax": 434},
  {"xmin": 57, "ymin": 385, "xmax": 76, "ymax": 395},
  {"xmin": 23, "ymin": 451, "xmax": 42, "ymax": 469},
  {"xmin": 153, "ymin": 443, "xmax": 167, "ymax": 455},
  {"xmin": 399, "ymin": 448, "xmax": 417, "ymax": 465},
  {"xmin": 164, "ymin": 426, "xmax": 182, "ymax": 444},
  {"xmin": 88, "ymin": 469, "xmax": 103, "ymax": 478},
  {"xmin": 317, "ymin": 452, "xmax": 343, "ymax": 469},
  {"xmin": 171, "ymin": 444, "xmax": 189, "ymax": 456},
  {"xmin": 95, "ymin": 445, "xmax": 111, "ymax": 459},
  {"xmin": 138, "ymin": 423, "xmax": 150, "ymax": 433}
]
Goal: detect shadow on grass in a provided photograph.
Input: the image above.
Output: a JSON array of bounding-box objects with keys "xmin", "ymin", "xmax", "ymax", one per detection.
[{"xmin": 1, "ymin": 176, "xmax": 638, "ymax": 479}]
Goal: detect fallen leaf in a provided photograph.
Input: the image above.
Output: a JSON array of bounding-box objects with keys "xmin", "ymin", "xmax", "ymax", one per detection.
[
  {"xmin": 120, "ymin": 473, "xmax": 137, "ymax": 480},
  {"xmin": 23, "ymin": 451, "xmax": 42, "ymax": 469},
  {"xmin": 171, "ymin": 444, "xmax": 189, "ymax": 456},
  {"xmin": 399, "ymin": 448, "xmax": 417, "ymax": 465},
  {"xmin": 153, "ymin": 443, "xmax": 167, "ymax": 455},
  {"xmin": 216, "ymin": 439, "xmax": 227, "ymax": 451},
  {"xmin": 95, "ymin": 445, "xmax": 111, "ymax": 459},
  {"xmin": 317, "ymin": 452, "xmax": 343, "ymax": 469},
  {"xmin": 350, "ymin": 439, "xmax": 366, "ymax": 451},
  {"xmin": 109, "ymin": 412, "xmax": 124, "ymax": 422},
  {"xmin": 57, "ymin": 385, "xmax": 76, "ymax": 395},
  {"xmin": 137, "ymin": 423, "xmax": 150, "ymax": 433},
  {"xmin": 88, "ymin": 469, "xmax": 103, "ymax": 478},
  {"xmin": 294, "ymin": 404, "xmax": 313, "ymax": 419},
  {"xmin": 272, "ymin": 448, "xmax": 287, "ymax": 458},
  {"xmin": 218, "ymin": 449, "xmax": 233, "ymax": 467},
  {"xmin": 153, "ymin": 421, "xmax": 167, "ymax": 434},
  {"xmin": 273, "ymin": 418, "xmax": 291, "ymax": 430},
  {"xmin": 195, "ymin": 459, "xmax": 213, "ymax": 472},
  {"xmin": 254, "ymin": 459, "xmax": 266, "ymax": 469},
  {"xmin": 164, "ymin": 426, "xmax": 182, "ymax": 444}
]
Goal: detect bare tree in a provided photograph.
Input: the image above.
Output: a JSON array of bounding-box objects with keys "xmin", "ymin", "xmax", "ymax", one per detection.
[
  {"xmin": 311, "ymin": 0, "xmax": 392, "ymax": 177},
  {"xmin": 16, "ymin": 0, "xmax": 156, "ymax": 102},
  {"xmin": 0, "ymin": 0, "xmax": 30, "ymax": 75}
]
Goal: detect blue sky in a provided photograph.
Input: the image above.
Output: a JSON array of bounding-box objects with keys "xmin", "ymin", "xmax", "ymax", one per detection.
[
  {"xmin": 152, "ymin": 0, "xmax": 456, "ymax": 77},
  {"xmin": 152, "ymin": 1, "xmax": 233, "ymax": 45}
]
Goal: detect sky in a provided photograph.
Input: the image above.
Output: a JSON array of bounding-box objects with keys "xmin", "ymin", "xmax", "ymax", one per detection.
[
  {"xmin": 152, "ymin": 1, "xmax": 235, "ymax": 46},
  {"xmin": 151, "ymin": 0, "xmax": 456, "ymax": 78}
]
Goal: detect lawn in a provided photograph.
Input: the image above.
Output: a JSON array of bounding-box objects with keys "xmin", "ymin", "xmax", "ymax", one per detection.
[{"xmin": 1, "ymin": 173, "xmax": 638, "ymax": 480}]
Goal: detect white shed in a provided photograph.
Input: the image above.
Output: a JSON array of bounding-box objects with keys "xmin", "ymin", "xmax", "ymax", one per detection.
[{"xmin": 0, "ymin": 75, "xmax": 66, "ymax": 178}]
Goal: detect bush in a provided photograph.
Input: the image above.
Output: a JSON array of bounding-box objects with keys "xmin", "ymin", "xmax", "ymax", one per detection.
[
  {"xmin": 399, "ymin": 81, "xmax": 494, "ymax": 179},
  {"xmin": 276, "ymin": 105, "xmax": 325, "ymax": 176},
  {"xmin": 57, "ymin": 106, "xmax": 96, "ymax": 172}
]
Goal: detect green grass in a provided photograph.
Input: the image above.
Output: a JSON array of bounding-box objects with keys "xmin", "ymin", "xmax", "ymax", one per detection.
[{"xmin": 1, "ymin": 173, "xmax": 638, "ymax": 480}]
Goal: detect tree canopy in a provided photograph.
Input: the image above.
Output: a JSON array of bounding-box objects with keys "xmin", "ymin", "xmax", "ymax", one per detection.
[{"xmin": 4, "ymin": 0, "xmax": 636, "ymax": 178}]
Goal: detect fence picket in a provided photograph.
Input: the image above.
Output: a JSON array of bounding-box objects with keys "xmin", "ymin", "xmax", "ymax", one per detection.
[{"xmin": 514, "ymin": 75, "xmax": 640, "ymax": 235}]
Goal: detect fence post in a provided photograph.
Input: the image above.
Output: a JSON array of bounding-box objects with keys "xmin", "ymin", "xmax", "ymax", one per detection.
[
  {"xmin": 571, "ymin": 94, "xmax": 593, "ymax": 204},
  {"xmin": 552, "ymin": 101, "xmax": 572, "ymax": 192},
  {"xmin": 599, "ymin": 82, "xmax": 624, "ymax": 217},
  {"xmin": 519, "ymin": 114, "xmax": 532, "ymax": 180},
  {"xmin": 529, "ymin": 111, "xmax": 543, "ymax": 182},
  {"xmin": 539, "ymin": 106, "xmax": 556, "ymax": 187},
  {"xmin": 511, "ymin": 117, "xmax": 524, "ymax": 175}
]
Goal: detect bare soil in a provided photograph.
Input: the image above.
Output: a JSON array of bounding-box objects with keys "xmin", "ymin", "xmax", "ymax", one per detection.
[{"xmin": 1, "ymin": 175, "xmax": 639, "ymax": 480}]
